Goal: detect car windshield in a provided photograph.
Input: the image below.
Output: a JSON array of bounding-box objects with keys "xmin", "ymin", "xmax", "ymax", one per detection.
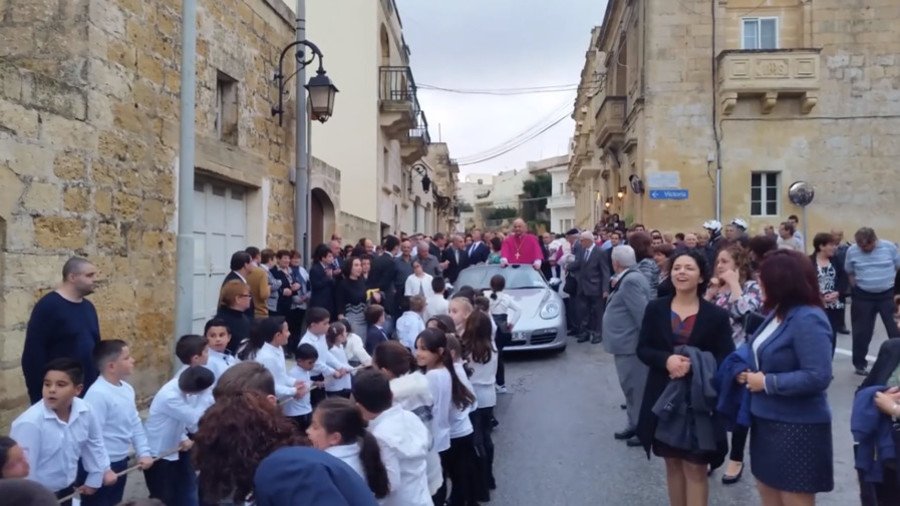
[{"xmin": 454, "ymin": 266, "xmax": 547, "ymax": 291}]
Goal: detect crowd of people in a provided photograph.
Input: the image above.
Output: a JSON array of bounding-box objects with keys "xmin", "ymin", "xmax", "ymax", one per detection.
[{"xmin": 3, "ymin": 212, "xmax": 900, "ymax": 506}]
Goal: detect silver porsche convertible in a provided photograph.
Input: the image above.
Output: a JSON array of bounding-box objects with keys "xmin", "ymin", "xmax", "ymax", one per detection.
[{"xmin": 452, "ymin": 264, "xmax": 567, "ymax": 352}]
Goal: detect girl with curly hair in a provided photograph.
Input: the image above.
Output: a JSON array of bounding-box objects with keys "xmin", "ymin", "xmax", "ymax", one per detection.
[{"xmin": 192, "ymin": 390, "xmax": 307, "ymax": 503}]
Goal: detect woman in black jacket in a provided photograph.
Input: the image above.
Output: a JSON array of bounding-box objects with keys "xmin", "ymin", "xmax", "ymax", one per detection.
[
  {"xmin": 270, "ymin": 249, "xmax": 299, "ymax": 317},
  {"xmin": 216, "ymin": 280, "xmax": 253, "ymax": 354},
  {"xmin": 336, "ymin": 257, "xmax": 369, "ymax": 337},
  {"xmin": 309, "ymin": 244, "xmax": 337, "ymax": 319},
  {"xmin": 857, "ymin": 338, "xmax": 900, "ymax": 505},
  {"xmin": 810, "ymin": 232, "xmax": 846, "ymax": 355},
  {"xmin": 636, "ymin": 250, "xmax": 734, "ymax": 506}
]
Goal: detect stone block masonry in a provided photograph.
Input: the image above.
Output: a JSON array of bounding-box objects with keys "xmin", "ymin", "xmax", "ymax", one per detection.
[{"xmin": 0, "ymin": 0, "xmax": 304, "ymax": 428}]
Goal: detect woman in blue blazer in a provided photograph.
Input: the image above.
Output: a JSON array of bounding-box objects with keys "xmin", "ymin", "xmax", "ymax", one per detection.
[{"xmin": 739, "ymin": 249, "xmax": 834, "ymax": 505}]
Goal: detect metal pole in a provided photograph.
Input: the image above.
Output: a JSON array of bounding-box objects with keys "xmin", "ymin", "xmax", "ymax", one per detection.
[
  {"xmin": 294, "ymin": 0, "xmax": 310, "ymax": 261},
  {"xmin": 174, "ymin": 0, "xmax": 197, "ymax": 371},
  {"xmin": 802, "ymin": 206, "xmax": 809, "ymax": 254}
]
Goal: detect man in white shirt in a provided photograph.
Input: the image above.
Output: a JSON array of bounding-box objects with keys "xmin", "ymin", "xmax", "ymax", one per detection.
[
  {"xmin": 143, "ymin": 366, "xmax": 214, "ymax": 506},
  {"xmin": 83, "ymin": 340, "xmax": 153, "ymax": 505},
  {"xmin": 353, "ymin": 370, "xmax": 431, "ymax": 506},
  {"xmin": 11, "ymin": 358, "xmax": 114, "ymax": 498}
]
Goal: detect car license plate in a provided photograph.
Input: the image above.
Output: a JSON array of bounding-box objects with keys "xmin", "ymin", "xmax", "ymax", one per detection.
[{"xmin": 512, "ymin": 332, "xmax": 527, "ymax": 342}]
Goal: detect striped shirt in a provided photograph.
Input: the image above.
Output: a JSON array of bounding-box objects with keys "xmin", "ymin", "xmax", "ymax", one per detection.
[{"xmin": 844, "ymin": 240, "xmax": 900, "ymax": 293}]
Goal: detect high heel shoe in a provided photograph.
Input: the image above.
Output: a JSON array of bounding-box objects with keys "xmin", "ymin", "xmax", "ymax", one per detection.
[{"xmin": 721, "ymin": 462, "xmax": 744, "ymax": 485}]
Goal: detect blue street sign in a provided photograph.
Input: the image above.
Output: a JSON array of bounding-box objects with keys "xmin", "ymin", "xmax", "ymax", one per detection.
[{"xmin": 649, "ymin": 189, "xmax": 689, "ymax": 200}]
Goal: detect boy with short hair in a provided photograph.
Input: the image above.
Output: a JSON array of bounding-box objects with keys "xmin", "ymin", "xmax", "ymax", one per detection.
[
  {"xmin": 82, "ymin": 340, "xmax": 153, "ymax": 506},
  {"xmin": 175, "ymin": 334, "xmax": 209, "ymax": 372},
  {"xmin": 144, "ymin": 365, "xmax": 214, "ymax": 506},
  {"xmin": 365, "ymin": 304, "xmax": 388, "ymax": 354},
  {"xmin": 353, "ymin": 370, "xmax": 431, "ymax": 506},
  {"xmin": 299, "ymin": 308, "xmax": 348, "ymax": 407},
  {"xmin": 10, "ymin": 358, "xmax": 115, "ymax": 503},
  {"xmin": 282, "ymin": 343, "xmax": 320, "ymax": 430},
  {"xmin": 395, "ymin": 296, "xmax": 426, "ymax": 352},
  {"xmin": 203, "ymin": 318, "xmax": 238, "ymax": 381},
  {"xmin": 424, "ymin": 277, "xmax": 449, "ymax": 321}
]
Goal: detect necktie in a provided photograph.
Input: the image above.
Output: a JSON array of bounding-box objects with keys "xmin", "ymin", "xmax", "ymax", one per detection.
[
  {"xmin": 455, "ymin": 249, "xmax": 459, "ymax": 264},
  {"xmin": 584, "ymin": 249, "xmax": 590, "ymax": 262}
]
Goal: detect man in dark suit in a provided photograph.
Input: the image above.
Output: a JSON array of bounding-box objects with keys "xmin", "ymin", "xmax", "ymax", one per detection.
[
  {"xmin": 309, "ymin": 244, "xmax": 338, "ymax": 319},
  {"xmin": 567, "ymin": 231, "xmax": 610, "ymax": 344},
  {"xmin": 441, "ymin": 234, "xmax": 470, "ymax": 285},
  {"xmin": 222, "ymin": 250, "xmax": 254, "ymax": 318},
  {"xmin": 370, "ymin": 235, "xmax": 400, "ymax": 321},
  {"xmin": 430, "ymin": 232, "xmax": 446, "ymax": 259},
  {"xmin": 466, "ymin": 229, "xmax": 490, "ymax": 265}
]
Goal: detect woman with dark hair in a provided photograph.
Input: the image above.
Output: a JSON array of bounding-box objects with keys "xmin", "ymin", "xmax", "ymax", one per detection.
[
  {"xmin": 309, "ymin": 244, "xmax": 338, "ymax": 320},
  {"xmin": 810, "ymin": 232, "xmax": 845, "ymax": 355},
  {"xmin": 747, "ymin": 234, "xmax": 778, "ymax": 272},
  {"xmin": 636, "ymin": 250, "xmax": 734, "ymax": 506},
  {"xmin": 271, "ymin": 250, "xmax": 299, "ymax": 317},
  {"xmin": 652, "ymin": 243, "xmax": 676, "ymax": 298},
  {"xmin": 193, "ymin": 391, "xmax": 307, "ymax": 503},
  {"xmin": 216, "ymin": 280, "xmax": 253, "ymax": 353},
  {"xmin": 288, "ymin": 250, "xmax": 310, "ymax": 346},
  {"xmin": 704, "ymin": 244, "xmax": 763, "ymax": 484},
  {"xmin": 336, "ymin": 257, "xmax": 369, "ymax": 336},
  {"xmin": 738, "ymin": 249, "xmax": 833, "ymax": 505},
  {"xmin": 487, "ymin": 237, "xmax": 503, "ymax": 265},
  {"xmin": 630, "ymin": 231, "xmax": 660, "ymax": 294}
]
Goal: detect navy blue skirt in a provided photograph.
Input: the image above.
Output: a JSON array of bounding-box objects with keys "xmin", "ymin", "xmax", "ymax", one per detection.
[{"xmin": 750, "ymin": 417, "xmax": 834, "ymax": 494}]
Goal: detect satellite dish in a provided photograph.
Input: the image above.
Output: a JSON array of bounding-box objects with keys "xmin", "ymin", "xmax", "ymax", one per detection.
[{"xmin": 788, "ymin": 181, "xmax": 815, "ymax": 207}]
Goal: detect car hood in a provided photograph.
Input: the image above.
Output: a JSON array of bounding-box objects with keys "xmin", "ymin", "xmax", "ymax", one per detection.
[{"xmin": 507, "ymin": 288, "xmax": 556, "ymax": 319}]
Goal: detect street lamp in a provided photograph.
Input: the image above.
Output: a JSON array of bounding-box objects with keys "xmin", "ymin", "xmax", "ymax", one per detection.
[
  {"xmin": 412, "ymin": 162, "xmax": 432, "ymax": 192},
  {"xmin": 271, "ymin": 40, "xmax": 338, "ymax": 125}
]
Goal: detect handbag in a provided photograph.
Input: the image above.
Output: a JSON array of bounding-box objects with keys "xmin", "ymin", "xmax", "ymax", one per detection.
[{"xmin": 563, "ymin": 275, "xmax": 577, "ymax": 296}]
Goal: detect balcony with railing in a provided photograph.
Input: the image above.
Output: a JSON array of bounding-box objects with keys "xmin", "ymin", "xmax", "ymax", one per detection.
[
  {"xmin": 546, "ymin": 193, "xmax": 575, "ymax": 209},
  {"xmin": 379, "ymin": 66, "xmax": 418, "ymax": 137},
  {"xmin": 402, "ymin": 107, "xmax": 430, "ymax": 164},
  {"xmin": 594, "ymin": 96, "xmax": 626, "ymax": 150},
  {"xmin": 717, "ymin": 49, "xmax": 821, "ymax": 115}
]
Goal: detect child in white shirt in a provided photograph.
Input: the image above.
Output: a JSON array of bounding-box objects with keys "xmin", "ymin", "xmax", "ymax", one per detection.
[
  {"xmin": 282, "ymin": 343, "xmax": 319, "ymax": 431},
  {"xmin": 10, "ymin": 358, "xmax": 114, "ymax": 500},
  {"xmin": 83, "ymin": 340, "xmax": 153, "ymax": 505},
  {"xmin": 484, "ymin": 275, "xmax": 520, "ymax": 394},
  {"xmin": 424, "ymin": 277, "xmax": 450, "ymax": 321},
  {"xmin": 306, "ymin": 397, "xmax": 391, "ymax": 501},
  {"xmin": 396, "ymin": 295, "xmax": 427, "ymax": 352},
  {"xmin": 203, "ymin": 317, "xmax": 239, "ymax": 382},
  {"xmin": 238, "ymin": 316, "xmax": 307, "ymax": 403},
  {"xmin": 325, "ymin": 322, "xmax": 354, "ymax": 398},
  {"xmin": 300, "ymin": 308, "xmax": 351, "ymax": 407},
  {"xmin": 340, "ymin": 317, "xmax": 372, "ymax": 367}
]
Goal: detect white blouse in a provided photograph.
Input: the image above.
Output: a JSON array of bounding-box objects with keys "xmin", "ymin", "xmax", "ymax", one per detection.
[
  {"xmin": 405, "ymin": 273, "xmax": 436, "ymax": 298},
  {"xmin": 752, "ymin": 317, "xmax": 782, "ymax": 368}
]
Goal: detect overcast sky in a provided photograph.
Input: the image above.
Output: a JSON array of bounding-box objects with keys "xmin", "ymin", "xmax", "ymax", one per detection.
[{"xmin": 395, "ymin": 0, "xmax": 608, "ymax": 178}]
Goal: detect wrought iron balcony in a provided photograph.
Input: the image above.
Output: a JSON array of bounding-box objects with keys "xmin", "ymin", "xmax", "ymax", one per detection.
[
  {"xmin": 379, "ymin": 66, "xmax": 418, "ymax": 136},
  {"xmin": 718, "ymin": 49, "xmax": 821, "ymax": 115}
]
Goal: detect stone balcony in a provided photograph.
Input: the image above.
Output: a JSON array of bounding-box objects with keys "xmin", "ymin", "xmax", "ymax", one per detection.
[
  {"xmin": 401, "ymin": 109, "xmax": 430, "ymax": 164},
  {"xmin": 546, "ymin": 193, "xmax": 575, "ymax": 209},
  {"xmin": 594, "ymin": 96, "xmax": 626, "ymax": 150},
  {"xmin": 717, "ymin": 49, "xmax": 821, "ymax": 115},
  {"xmin": 379, "ymin": 66, "xmax": 417, "ymax": 138}
]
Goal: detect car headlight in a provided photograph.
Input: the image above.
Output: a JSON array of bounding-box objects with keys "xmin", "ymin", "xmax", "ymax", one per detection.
[{"xmin": 540, "ymin": 302, "xmax": 560, "ymax": 319}]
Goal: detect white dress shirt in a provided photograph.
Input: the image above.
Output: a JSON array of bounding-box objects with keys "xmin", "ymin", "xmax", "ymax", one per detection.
[
  {"xmin": 281, "ymin": 365, "xmax": 312, "ymax": 417},
  {"xmin": 369, "ymin": 405, "xmax": 432, "ymax": 506},
  {"xmin": 450, "ymin": 363, "xmax": 475, "ymax": 439},
  {"xmin": 253, "ymin": 342, "xmax": 297, "ymax": 400},
  {"xmin": 324, "ymin": 345, "xmax": 353, "ymax": 392},
  {"xmin": 405, "ymin": 273, "xmax": 436, "ymax": 298},
  {"xmin": 11, "ymin": 397, "xmax": 110, "ymax": 490},
  {"xmin": 395, "ymin": 311, "xmax": 426, "ymax": 351},
  {"xmin": 423, "ymin": 293, "xmax": 449, "ymax": 321},
  {"xmin": 145, "ymin": 376, "xmax": 208, "ymax": 462},
  {"xmin": 84, "ymin": 376, "xmax": 151, "ymax": 461},
  {"xmin": 325, "ymin": 443, "xmax": 365, "ymax": 481},
  {"xmin": 343, "ymin": 332, "xmax": 372, "ymax": 366},
  {"xmin": 468, "ymin": 351, "xmax": 499, "ymax": 409},
  {"xmin": 300, "ymin": 331, "xmax": 345, "ymax": 377},
  {"xmin": 425, "ymin": 368, "xmax": 452, "ymax": 452},
  {"xmin": 205, "ymin": 348, "xmax": 239, "ymax": 382},
  {"xmin": 484, "ymin": 291, "xmax": 522, "ymax": 327}
]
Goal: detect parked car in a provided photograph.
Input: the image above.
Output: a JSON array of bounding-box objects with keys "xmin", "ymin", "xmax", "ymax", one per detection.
[{"xmin": 452, "ymin": 264, "xmax": 567, "ymax": 352}]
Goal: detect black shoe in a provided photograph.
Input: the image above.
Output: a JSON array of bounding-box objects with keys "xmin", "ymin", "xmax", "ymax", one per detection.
[
  {"xmin": 625, "ymin": 436, "xmax": 642, "ymax": 447},
  {"xmin": 576, "ymin": 334, "xmax": 589, "ymax": 343},
  {"xmin": 837, "ymin": 327, "xmax": 850, "ymax": 335},
  {"xmin": 488, "ymin": 475, "xmax": 496, "ymax": 490},
  {"xmin": 590, "ymin": 335, "xmax": 602, "ymax": 344},
  {"xmin": 614, "ymin": 428, "xmax": 636, "ymax": 440},
  {"xmin": 620, "ymin": 404, "xmax": 627, "ymax": 410},
  {"xmin": 855, "ymin": 367, "xmax": 869, "ymax": 376},
  {"xmin": 491, "ymin": 417, "xmax": 499, "ymax": 428},
  {"xmin": 722, "ymin": 462, "xmax": 744, "ymax": 485}
]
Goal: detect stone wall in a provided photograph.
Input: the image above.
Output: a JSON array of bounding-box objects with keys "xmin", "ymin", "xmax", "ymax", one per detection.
[{"xmin": 0, "ymin": 0, "xmax": 300, "ymax": 427}]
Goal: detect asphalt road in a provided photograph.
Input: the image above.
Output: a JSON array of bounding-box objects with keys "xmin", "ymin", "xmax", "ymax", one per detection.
[{"xmin": 488, "ymin": 316, "xmax": 894, "ymax": 506}]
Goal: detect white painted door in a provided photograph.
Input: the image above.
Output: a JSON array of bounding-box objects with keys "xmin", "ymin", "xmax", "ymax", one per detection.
[{"xmin": 192, "ymin": 178, "xmax": 247, "ymax": 335}]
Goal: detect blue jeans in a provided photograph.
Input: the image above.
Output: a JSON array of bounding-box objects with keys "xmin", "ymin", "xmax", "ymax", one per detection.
[{"xmin": 77, "ymin": 457, "xmax": 129, "ymax": 506}]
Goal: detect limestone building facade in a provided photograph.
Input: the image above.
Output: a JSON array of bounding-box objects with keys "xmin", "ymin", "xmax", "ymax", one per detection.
[
  {"xmin": 0, "ymin": 0, "xmax": 341, "ymax": 426},
  {"xmin": 569, "ymin": 0, "xmax": 900, "ymax": 242}
]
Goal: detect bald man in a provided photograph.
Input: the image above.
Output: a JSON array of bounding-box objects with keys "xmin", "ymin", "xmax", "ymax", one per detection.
[{"xmin": 500, "ymin": 219, "xmax": 544, "ymax": 270}]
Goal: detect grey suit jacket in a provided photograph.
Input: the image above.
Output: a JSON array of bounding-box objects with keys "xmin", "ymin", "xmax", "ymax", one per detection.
[
  {"xmin": 602, "ymin": 267, "xmax": 652, "ymax": 355},
  {"xmin": 569, "ymin": 245, "xmax": 610, "ymax": 297}
]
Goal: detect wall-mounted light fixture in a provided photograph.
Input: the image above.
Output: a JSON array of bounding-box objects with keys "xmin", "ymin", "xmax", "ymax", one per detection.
[
  {"xmin": 617, "ymin": 186, "xmax": 627, "ymax": 200},
  {"xmin": 604, "ymin": 197, "xmax": 612, "ymax": 209}
]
